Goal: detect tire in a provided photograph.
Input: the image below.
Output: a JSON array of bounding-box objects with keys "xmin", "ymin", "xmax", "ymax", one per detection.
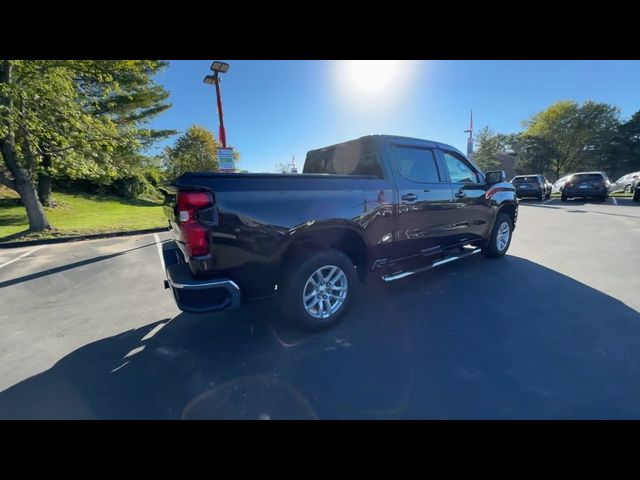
[
  {"xmin": 561, "ymin": 195, "xmax": 568, "ymax": 202},
  {"xmin": 600, "ymin": 194, "xmax": 608, "ymax": 202},
  {"xmin": 278, "ymin": 248, "xmax": 357, "ymax": 332},
  {"xmin": 482, "ymin": 213, "xmax": 513, "ymax": 258},
  {"xmin": 624, "ymin": 185, "xmax": 632, "ymax": 193},
  {"xmin": 537, "ymin": 193, "xmax": 543, "ymax": 201},
  {"xmin": 633, "ymin": 191, "xmax": 639, "ymax": 202},
  {"xmin": 545, "ymin": 191, "xmax": 551, "ymax": 200}
]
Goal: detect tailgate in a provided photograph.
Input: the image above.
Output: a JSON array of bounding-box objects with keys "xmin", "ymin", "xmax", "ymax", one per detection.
[{"xmin": 160, "ymin": 185, "xmax": 183, "ymax": 242}]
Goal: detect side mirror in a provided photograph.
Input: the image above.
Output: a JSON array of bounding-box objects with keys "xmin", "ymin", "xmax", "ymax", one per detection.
[{"xmin": 485, "ymin": 170, "xmax": 506, "ymax": 185}]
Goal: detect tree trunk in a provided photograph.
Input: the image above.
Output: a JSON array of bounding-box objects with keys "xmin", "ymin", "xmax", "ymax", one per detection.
[
  {"xmin": 16, "ymin": 171, "xmax": 51, "ymax": 231},
  {"xmin": 1, "ymin": 60, "xmax": 51, "ymax": 232},
  {"xmin": 37, "ymin": 153, "xmax": 54, "ymax": 206}
]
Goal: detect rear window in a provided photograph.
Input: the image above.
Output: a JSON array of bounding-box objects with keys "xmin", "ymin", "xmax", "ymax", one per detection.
[
  {"xmin": 571, "ymin": 174, "xmax": 603, "ymax": 182},
  {"xmin": 303, "ymin": 139, "xmax": 383, "ymax": 178},
  {"xmin": 512, "ymin": 176, "xmax": 539, "ymax": 183}
]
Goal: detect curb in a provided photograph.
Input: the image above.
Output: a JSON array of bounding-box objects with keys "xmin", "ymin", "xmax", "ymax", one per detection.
[{"xmin": 0, "ymin": 227, "xmax": 169, "ymax": 249}]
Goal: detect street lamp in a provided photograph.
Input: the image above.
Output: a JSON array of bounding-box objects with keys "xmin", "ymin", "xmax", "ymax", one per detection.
[{"xmin": 203, "ymin": 61, "xmax": 230, "ymax": 148}]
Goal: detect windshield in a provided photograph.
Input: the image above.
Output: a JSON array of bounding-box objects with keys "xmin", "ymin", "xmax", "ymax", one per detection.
[
  {"xmin": 512, "ymin": 176, "xmax": 539, "ymax": 183},
  {"xmin": 571, "ymin": 174, "xmax": 603, "ymax": 182}
]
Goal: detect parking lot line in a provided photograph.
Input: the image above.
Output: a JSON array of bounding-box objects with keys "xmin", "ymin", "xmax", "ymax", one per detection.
[
  {"xmin": 0, "ymin": 245, "xmax": 46, "ymax": 271},
  {"xmin": 153, "ymin": 233, "xmax": 165, "ymax": 271},
  {"xmin": 543, "ymin": 199, "xmax": 555, "ymax": 204},
  {"xmin": 612, "ymin": 197, "xmax": 618, "ymax": 205}
]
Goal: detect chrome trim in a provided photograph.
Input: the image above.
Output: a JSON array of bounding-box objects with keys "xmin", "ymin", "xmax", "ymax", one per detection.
[
  {"xmin": 382, "ymin": 271, "xmax": 414, "ymax": 282},
  {"xmin": 382, "ymin": 248, "xmax": 481, "ymax": 282},
  {"xmin": 432, "ymin": 256, "xmax": 459, "ymax": 267},
  {"xmin": 167, "ymin": 277, "xmax": 241, "ymax": 311},
  {"xmin": 169, "ymin": 278, "xmax": 240, "ymax": 291}
]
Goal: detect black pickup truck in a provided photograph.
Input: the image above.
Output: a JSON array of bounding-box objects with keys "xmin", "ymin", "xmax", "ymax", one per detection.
[{"xmin": 161, "ymin": 135, "xmax": 518, "ymax": 331}]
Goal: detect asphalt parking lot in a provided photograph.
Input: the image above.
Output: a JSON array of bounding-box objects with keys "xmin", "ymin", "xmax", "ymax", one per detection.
[{"xmin": 0, "ymin": 197, "xmax": 639, "ymax": 419}]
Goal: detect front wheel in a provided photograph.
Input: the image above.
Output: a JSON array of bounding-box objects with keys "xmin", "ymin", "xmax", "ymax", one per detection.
[
  {"xmin": 279, "ymin": 249, "xmax": 357, "ymax": 332},
  {"xmin": 482, "ymin": 213, "xmax": 513, "ymax": 258}
]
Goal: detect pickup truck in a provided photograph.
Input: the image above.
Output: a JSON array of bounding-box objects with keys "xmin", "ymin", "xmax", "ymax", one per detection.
[{"xmin": 161, "ymin": 135, "xmax": 518, "ymax": 331}]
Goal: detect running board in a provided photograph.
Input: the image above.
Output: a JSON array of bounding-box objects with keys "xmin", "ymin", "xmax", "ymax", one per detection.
[{"xmin": 382, "ymin": 247, "xmax": 482, "ymax": 282}]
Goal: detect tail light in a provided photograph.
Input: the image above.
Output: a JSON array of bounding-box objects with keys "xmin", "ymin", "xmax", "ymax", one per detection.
[{"xmin": 177, "ymin": 190, "xmax": 213, "ymax": 256}]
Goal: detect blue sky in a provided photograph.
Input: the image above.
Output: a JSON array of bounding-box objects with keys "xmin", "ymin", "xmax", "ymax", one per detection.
[{"xmin": 147, "ymin": 60, "xmax": 640, "ymax": 172}]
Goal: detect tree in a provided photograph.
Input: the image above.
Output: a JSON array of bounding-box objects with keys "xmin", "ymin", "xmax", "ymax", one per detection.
[
  {"xmin": 515, "ymin": 134, "xmax": 557, "ymax": 177},
  {"xmin": 37, "ymin": 61, "xmax": 175, "ymax": 206},
  {"xmin": 609, "ymin": 110, "xmax": 640, "ymax": 178},
  {"xmin": 473, "ymin": 127, "xmax": 519, "ymax": 172},
  {"xmin": 164, "ymin": 125, "xmax": 220, "ymax": 179},
  {"xmin": 522, "ymin": 100, "xmax": 620, "ymax": 178},
  {"xmin": 1, "ymin": 60, "xmax": 173, "ymax": 231}
]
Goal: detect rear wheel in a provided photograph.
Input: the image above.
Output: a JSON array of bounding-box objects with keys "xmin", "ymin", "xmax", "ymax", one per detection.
[
  {"xmin": 537, "ymin": 193, "xmax": 543, "ymax": 201},
  {"xmin": 561, "ymin": 195, "xmax": 568, "ymax": 202},
  {"xmin": 633, "ymin": 189, "xmax": 639, "ymax": 202},
  {"xmin": 624, "ymin": 184, "xmax": 632, "ymax": 193},
  {"xmin": 482, "ymin": 213, "xmax": 513, "ymax": 258},
  {"xmin": 545, "ymin": 190, "xmax": 551, "ymax": 200},
  {"xmin": 279, "ymin": 249, "xmax": 357, "ymax": 332}
]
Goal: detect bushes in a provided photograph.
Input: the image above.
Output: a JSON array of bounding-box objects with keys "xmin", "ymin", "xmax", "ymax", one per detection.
[
  {"xmin": 112, "ymin": 173, "xmax": 154, "ymax": 198},
  {"xmin": 52, "ymin": 166, "xmax": 165, "ymax": 199}
]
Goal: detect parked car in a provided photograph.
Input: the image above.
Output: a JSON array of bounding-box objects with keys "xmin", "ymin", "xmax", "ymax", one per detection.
[
  {"xmin": 633, "ymin": 177, "xmax": 640, "ymax": 202},
  {"xmin": 610, "ymin": 171, "xmax": 640, "ymax": 194},
  {"xmin": 160, "ymin": 135, "xmax": 518, "ymax": 331},
  {"xmin": 511, "ymin": 174, "xmax": 552, "ymax": 200},
  {"xmin": 561, "ymin": 172, "xmax": 611, "ymax": 202},
  {"xmin": 552, "ymin": 175, "xmax": 571, "ymax": 194}
]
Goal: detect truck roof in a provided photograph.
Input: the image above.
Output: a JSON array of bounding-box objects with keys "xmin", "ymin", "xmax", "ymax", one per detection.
[{"xmin": 306, "ymin": 134, "xmax": 466, "ymax": 158}]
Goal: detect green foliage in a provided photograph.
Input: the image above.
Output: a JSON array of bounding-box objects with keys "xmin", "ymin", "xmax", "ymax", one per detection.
[
  {"xmin": 609, "ymin": 110, "xmax": 640, "ymax": 178},
  {"xmin": 473, "ymin": 127, "xmax": 519, "ymax": 172},
  {"xmin": 514, "ymin": 134, "xmax": 557, "ymax": 177},
  {"xmin": 141, "ymin": 165, "xmax": 165, "ymax": 187},
  {"xmin": 1, "ymin": 60, "xmax": 174, "ymax": 230},
  {"xmin": 163, "ymin": 125, "xmax": 221, "ymax": 179},
  {"xmin": 522, "ymin": 100, "xmax": 620, "ymax": 178}
]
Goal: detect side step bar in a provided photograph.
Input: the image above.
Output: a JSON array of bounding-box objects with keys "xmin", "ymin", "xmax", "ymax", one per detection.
[{"xmin": 382, "ymin": 247, "xmax": 482, "ymax": 282}]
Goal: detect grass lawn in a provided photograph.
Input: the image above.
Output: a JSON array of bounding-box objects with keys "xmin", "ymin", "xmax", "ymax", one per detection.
[{"xmin": 0, "ymin": 187, "xmax": 166, "ymax": 242}]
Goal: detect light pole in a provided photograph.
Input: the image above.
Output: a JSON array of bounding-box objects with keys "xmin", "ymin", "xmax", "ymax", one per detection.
[{"xmin": 203, "ymin": 61, "xmax": 230, "ymax": 148}]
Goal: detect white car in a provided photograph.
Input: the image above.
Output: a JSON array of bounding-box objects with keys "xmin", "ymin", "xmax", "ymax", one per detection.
[
  {"xmin": 610, "ymin": 171, "xmax": 640, "ymax": 193},
  {"xmin": 552, "ymin": 175, "xmax": 571, "ymax": 194}
]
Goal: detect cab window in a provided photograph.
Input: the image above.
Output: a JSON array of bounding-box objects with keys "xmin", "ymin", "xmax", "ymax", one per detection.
[
  {"xmin": 441, "ymin": 151, "xmax": 478, "ymax": 183},
  {"xmin": 392, "ymin": 146, "xmax": 441, "ymax": 183}
]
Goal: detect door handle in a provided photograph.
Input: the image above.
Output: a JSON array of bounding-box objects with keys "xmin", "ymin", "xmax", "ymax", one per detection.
[
  {"xmin": 401, "ymin": 193, "xmax": 418, "ymax": 202},
  {"xmin": 455, "ymin": 190, "xmax": 466, "ymax": 199}
]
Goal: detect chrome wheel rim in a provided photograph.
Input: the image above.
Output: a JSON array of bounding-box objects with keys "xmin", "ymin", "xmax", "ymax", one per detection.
[
  {"xmin": 625, "ymin": 185, "xmax": 631, "ymax": 193},
  {"xmin": 496, "ymin": 221, "xmax": 510, "ymax": 251},
  {"xmin": 303, "ymin": 265, "xmax": 348, "ymax": 319}
]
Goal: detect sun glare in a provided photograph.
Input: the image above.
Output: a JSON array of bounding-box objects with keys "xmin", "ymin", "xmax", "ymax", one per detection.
[
  {"xmin": 346, "ymin": 60, "xmax": 400, "ymax": 94},
  {"xmin": 332, "ymin": 60, "xmax": 416, "ymax": 112}
]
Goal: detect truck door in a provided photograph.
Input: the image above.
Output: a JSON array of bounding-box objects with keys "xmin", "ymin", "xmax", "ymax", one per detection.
[
  {"xmin": 388, "ymin": 142, "xmax": 455, "ymax": 259},
  {"xmin": 437, "ymin": 148, "xmax": 492, "ymax": 244}
]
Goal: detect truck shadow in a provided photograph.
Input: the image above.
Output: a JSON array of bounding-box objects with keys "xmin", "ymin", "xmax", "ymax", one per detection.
[{"xmin": 1, "ymin": 255, "xmax": 640, "ymax": 419}]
